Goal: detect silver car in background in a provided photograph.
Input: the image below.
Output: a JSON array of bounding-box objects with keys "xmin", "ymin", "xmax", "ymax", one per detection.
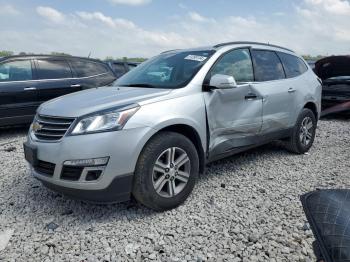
[{"xmin": 24, "ymin": 42, "xmax": 322, "ymax": 211}]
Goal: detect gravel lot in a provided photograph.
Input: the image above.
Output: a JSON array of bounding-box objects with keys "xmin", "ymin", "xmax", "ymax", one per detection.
[{"xmin": 0, "ymin": 119, "xmax": 349, "ymax": 262}]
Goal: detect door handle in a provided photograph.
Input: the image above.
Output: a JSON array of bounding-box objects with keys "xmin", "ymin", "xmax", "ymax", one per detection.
[
  {"xmin": 288, "ymin": 88, "xmax": 296, "ymax": 93},
  {"xmin": 23, "ymin": 87, "xmax": 36, "ymax": 91},
  {"xmin": 245, "ymin": 93, "xmax": 258, "ymax": 100},
  {"xmin": 71, "ymin": 84, "xmax": 81, "ymax": 88}
]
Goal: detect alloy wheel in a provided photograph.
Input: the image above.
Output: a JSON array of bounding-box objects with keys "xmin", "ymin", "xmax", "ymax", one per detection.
[
  {"xmin": 299, "ymin": 116, "xmax": 314, "ymax": 146},
  {"xmin": 152, "ymin": 147, "xmax": 191, "ymax": 198}
]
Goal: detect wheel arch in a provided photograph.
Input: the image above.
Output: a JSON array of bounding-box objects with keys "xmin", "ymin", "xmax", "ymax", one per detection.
[
  {"xmin": 141, "ymin": 123, "xmax": 206, "ymax": 175},
  {"xmin": 303, "ymin": 101, "xmax": 319, "ymax": 120}
]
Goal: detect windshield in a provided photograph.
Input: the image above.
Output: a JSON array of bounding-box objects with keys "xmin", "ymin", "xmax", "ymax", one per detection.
[{"xmin": 115, "ymin": 50, "xmax": 215, "ymax": 89}]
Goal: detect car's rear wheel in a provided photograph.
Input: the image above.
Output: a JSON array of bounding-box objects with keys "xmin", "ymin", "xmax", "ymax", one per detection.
[
  {"xmin": 132, "ymin": 131, "xmax": 199, "ymax": 211},
  {"xmin": 285, "ymin": 108, "xmax": 317, "ymax": 154}
]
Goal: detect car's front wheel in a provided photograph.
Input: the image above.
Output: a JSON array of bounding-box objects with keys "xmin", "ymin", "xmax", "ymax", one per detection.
[
  {"xmin": 285, "ymin": 108, "xmax": 317, "ymax": 154},
  {"xmin": 132, "ymin": 131, "xmax": 199, "ymax": 211}
]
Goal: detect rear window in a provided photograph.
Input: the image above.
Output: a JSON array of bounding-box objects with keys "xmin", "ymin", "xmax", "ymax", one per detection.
[
  {"xmin": 251, "ymin": 50, "xmax": 285, "ymax": 81},
  {"xmin": 36, "ymin": 59, "xmax": 72, "ymax": 79},
  {"xmin": 278, "ymin": 52, "xmax": 308, "ymax": 78},
  {"xmin": 70, "ymin": 60, "xmax": 109, "ymax": 77}
]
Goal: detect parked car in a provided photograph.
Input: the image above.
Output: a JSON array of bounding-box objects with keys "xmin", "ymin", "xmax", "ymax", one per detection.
[
  {"xmin": 313, "ymin": 55, "xmax": 350, "ymax": 116},
  {"xmin": 106, "ymin": 60, "xmax": 140, "ymax": 79},
  {"xmin": 24, "ymin": 42, "xmax": 321, "ymax": 211},
  {"xmin": 0, "ymin": 55, "xmax": 116, "ymax": 127}
]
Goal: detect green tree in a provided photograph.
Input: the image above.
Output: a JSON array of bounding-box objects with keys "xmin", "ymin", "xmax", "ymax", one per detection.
[{"xmin": 0, "ymin": 50, "xmax": 14, "ymax": 57}]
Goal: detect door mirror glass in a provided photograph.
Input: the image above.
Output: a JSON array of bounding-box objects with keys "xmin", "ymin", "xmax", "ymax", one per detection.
[{"xmin": 209, "ymin": 74, "xmax": 237, "ymax": 89}]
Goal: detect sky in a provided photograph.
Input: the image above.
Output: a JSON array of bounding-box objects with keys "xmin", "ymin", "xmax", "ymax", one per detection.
[{"xmin": 0, "ymin": 0, "xmax": 349, "ymax": 58}]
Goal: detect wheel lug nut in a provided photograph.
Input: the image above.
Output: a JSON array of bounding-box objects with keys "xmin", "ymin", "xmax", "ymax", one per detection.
[
  {"xmin": 165, "ymin": 168, "xmax": 170, "ymax": 172},
  {"xmin": 170, "ymin": 163, "xmax": 174, "ymax": 168}
]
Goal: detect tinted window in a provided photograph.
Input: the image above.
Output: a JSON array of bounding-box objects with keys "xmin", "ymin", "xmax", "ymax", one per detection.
[
  {"xmin": 278, "ymin": 52, "xmax": 308, "ymax": 78},
  {"xmin": 127, "ymin": 64, "xmax": 137, "ymax": 70},
  {"xmin": 112, "ymin": 63, "xmax": 126, "ymax": 78},
  {"xmin": 252, "ymin": 50, "xmax": 285, "ymax": 81},
  {"xmin": 210, "ymin": 48, "xmax": 254, "ymax": 83},
  {"xmin": 70, "ymin": 60, "xmax": 108, "ymax": 77},
  {"xmin": 0, "ymin": 60, "xmax": 32, "ymax": 82},
  {"xmin": 37, "ymin": 59, "xmax": 72, "ymax": 79}
]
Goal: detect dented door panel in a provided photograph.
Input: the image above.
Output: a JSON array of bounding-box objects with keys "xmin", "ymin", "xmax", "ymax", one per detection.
[{"xmin": 203, "ymin": 84, "xmax": 263, "ymax": 154}]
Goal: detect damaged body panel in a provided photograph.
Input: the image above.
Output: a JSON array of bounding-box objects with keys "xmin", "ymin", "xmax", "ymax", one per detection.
[
  {"xmin": 314, "ymin": 56, "xmax": 350, "ymax": 116},
  {"xmin": 203, "ymin": 84, "xmax": 263, "ymax": 156}
]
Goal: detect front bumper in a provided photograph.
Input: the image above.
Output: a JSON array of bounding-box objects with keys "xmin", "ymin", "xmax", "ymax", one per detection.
[{"xmin": 25, "ymin": 126, "xmax": 154, "ymax": 203}]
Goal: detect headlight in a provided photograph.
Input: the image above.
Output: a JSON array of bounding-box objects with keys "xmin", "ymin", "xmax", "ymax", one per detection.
[{"xmin": 70, "ymin": 105, "xmax": 140, "ymax": 135}]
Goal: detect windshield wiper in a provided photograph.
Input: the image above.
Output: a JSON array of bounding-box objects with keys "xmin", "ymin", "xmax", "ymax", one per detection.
[{"xmin": 122, "ymin": 83, "xmax": 158, "ymax": 88}]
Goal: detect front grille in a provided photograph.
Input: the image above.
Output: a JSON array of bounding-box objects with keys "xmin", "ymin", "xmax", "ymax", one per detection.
[
  {"xmin": 60, "ymin": 166, "xmax": 83, "ymax": 181},
  {"xmin": 34, "ymin": 160, "xmax": 55, "ymax": 177},
  {"xmin": 34, "ymin": 115, "xmax": 75, "ymax": 141}
]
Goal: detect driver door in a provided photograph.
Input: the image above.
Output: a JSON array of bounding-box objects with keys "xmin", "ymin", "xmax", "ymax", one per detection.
[{"xmin": 203, "ymin": 48, "xmax": 263, "ymax": 157}]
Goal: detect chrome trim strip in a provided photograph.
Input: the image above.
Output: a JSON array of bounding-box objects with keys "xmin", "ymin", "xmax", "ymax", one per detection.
[{"xmin": 0, "ymin": 72, "xmax": 110, "ymax": 84}]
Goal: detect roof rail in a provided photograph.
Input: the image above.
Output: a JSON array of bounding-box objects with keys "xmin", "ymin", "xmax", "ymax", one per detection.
[
  {"xmin": 161, "ymin": 49, "xmax": 181, "ymax": 54},
  {"xmin": 213, "ymin": 41, "xmax": 294, "ymax": 53}
]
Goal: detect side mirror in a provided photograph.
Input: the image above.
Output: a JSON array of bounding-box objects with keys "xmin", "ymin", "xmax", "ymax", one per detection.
[{"xmin": 209, "ymin": 74, "xmax": 237, "ymax": 89}]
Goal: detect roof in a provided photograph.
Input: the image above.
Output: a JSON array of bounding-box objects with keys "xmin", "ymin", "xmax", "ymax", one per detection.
[
  {"xmin": 0, "ymin": 54, "xmax": 104, "ymax": 63},
  {"xmin": 213, "ymin": 41, "xmax": 294, "ymax": 53}
]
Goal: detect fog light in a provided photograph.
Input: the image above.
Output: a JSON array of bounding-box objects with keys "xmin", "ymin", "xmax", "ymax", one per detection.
[
  {"xmin": 64, "ymin": 157, "xmax": 109, "ymax": 167},
  {"xmin": 86, "ymin": 170, "xmax": 103, "ymax": 181}
]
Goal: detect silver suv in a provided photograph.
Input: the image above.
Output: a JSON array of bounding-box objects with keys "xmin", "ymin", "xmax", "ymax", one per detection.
[{"xmin": 24, "ymin": 42, "xmax": 322, "ymax": 211}]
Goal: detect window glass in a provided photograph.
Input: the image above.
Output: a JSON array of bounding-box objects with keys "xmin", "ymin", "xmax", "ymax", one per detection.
[
  {"xmin": 210, "ymin": 49, "xmax": 254, "ymax": 83},
  {"xmin": 251, "ymin": 50, "xmax": 285, "ymax": 81},
  {"xmin": 37, "ymin": 59, "xmax": 72, "ymax": 79},
  {"xmin": 112, "ymin": 63, "xmax": 126, "ymax": 78},
  {"xmin": 127, "ymin": 64, "xmax": 138, "ymax": 70},
  {"xmin": 116, "ymin": 50, "xmax": 215, "ymax": 89},
  {"xmin": 70, "ymin": 60, "xmax": 108, "ymax": 77},
  {"xmin": 0, "ymin": 60, "xmax": 32, "ymax": 82},
  {"xmin": 278, "ymin": 52, "xmax": 308, "ymax": 78}
]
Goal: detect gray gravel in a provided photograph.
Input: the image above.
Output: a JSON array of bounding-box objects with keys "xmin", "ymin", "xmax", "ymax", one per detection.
[{"xmin": 0, "ymin": 119, "xmax": 349, "ymax": 262}]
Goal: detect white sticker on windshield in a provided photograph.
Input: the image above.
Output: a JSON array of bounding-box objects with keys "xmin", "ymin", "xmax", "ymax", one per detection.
[{"xmin": 185, "ymin": 55, "xmax": 207, "ymax": 62}]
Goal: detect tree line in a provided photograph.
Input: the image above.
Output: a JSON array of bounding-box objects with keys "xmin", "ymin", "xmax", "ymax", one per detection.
[
  {"xmin": 0, "ymin": 50, "xmax": 147, "ymax": 62},
  {"xmin": 1, "ymin": 50, "xmax": 328, "ymax": 62}
]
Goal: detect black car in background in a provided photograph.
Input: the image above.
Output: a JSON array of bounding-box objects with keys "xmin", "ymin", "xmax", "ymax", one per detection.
[
  {"xmin": 314, "ymin": 55, "xmax": 350, "ymax": 116},
  {"xmin": 0, "ymin": 55, "xmax": 116, "ymax": 126},
  {"xmin": 106, "ymin": 61, "xmax": 140, "ymax": 79}
]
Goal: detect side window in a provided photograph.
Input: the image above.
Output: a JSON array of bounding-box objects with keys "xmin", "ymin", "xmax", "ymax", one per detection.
[
  {"xmin": 210, "ymin": 49, "xmax": 254, "ymax": 83},
  {"xmin": 112, "ymin": 63, "xmax": 127, "ymax": 78},
  {"xmin": 0, "ymin": 60, "xmax": 32, "ymax": 82},
  {"xmin": 70, "ymin": 60, "xmax": 108, "ymax": 77},
  {"xmin": 127, "ymin": 64, "xmax": 137, "ymax": 70},
  {"xmin": 36, "ymin": 59, "xmax": 72, "ymax": 79},
  {"xmin": 278, "ymin": 52, "xmax": 308, "ymax": 78},
  {"xmin": 251, "ymin": 50, "xmax": 285, "ymax": 81}
]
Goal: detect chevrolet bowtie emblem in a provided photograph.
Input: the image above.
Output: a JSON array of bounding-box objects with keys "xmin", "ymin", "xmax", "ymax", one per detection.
[{"xmin": 32, "ymin": 122, "xmax": 43, "ymax": 132}]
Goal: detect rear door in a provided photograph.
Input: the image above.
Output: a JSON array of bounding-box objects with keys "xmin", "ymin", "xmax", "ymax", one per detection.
[
  {"xmin": 34, "ymin": 58, "xmax": 79, "ymax": 103},
  {"xmin": 204, "ymin": 48, "xmax": 263, "ymax": 156},
  {"xmin": 0, "ymin": 59, "xmax": 38, "ymax": 124},
  {"xmin": 250, "ymin": 49, "xmax": 293, "ymax": 133}
]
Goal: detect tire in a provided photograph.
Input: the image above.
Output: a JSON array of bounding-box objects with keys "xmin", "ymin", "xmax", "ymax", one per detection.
[
  {"xmin": 285, "ymin": 108, "xmax": 317, "ymax": 154},
  {"xmin": 132, "ymin": 131, "xmax": 199, "ymax": 211}
]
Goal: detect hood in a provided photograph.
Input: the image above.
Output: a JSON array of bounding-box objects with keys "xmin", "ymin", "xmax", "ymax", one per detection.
[
  {"xmin": 314, "ymin": 55, "xmax": 350, "ymax": 80},
  {"xmin": 39, "ymin": 86, "xmax": 171, "ymax": 117}
]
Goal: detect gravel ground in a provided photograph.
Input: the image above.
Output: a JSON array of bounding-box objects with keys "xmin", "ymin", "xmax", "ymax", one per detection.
[{"xmin": 0, "ymin": 119, "xmax": 349, "ymax": 262}]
